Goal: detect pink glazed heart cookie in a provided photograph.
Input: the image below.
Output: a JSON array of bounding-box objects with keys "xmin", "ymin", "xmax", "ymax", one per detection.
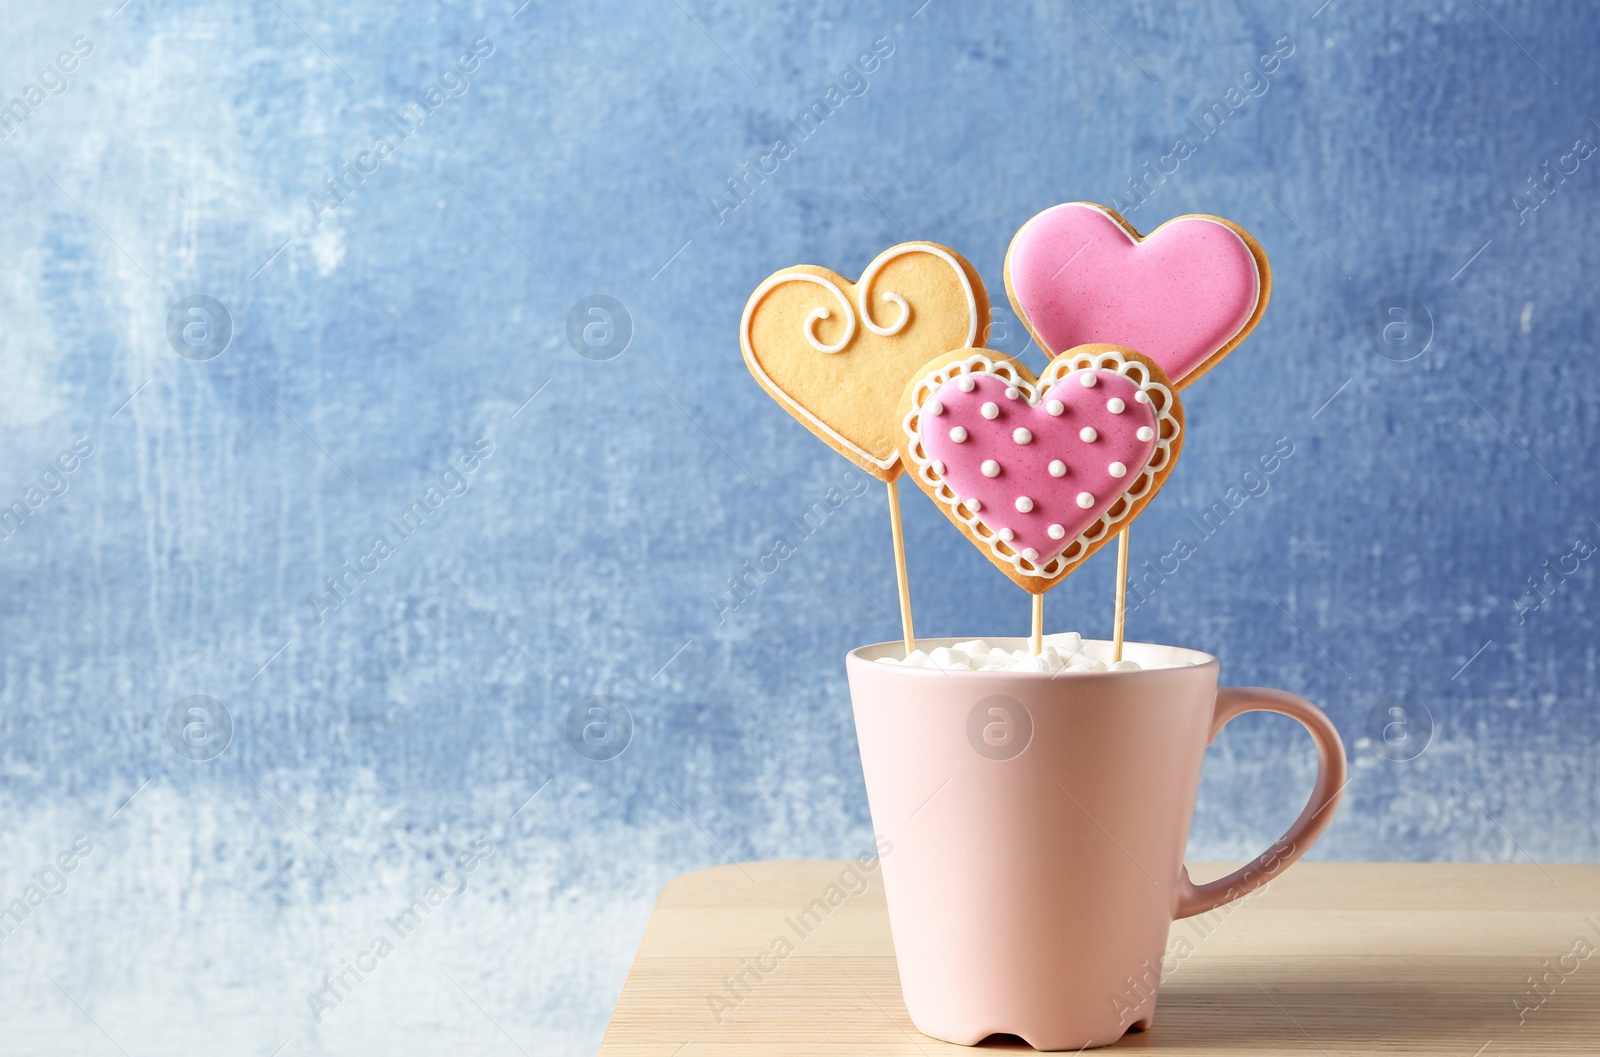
[
  {"xmin": 1004, "ymin": 203, "xmax": 1270, "ymax": 388},
  {"xmin": 898, "ymin": 345, "xmax": 1183, "ymax": 593}
]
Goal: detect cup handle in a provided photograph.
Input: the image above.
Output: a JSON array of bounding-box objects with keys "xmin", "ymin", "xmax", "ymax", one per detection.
[{"xmin": 1173, "ymin": 687, "xmax": 1348, "ymax": 920}]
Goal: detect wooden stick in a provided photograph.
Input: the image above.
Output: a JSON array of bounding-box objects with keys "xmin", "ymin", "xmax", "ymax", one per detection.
[
  {"xmin": 1113, "ymin": 528, "xmax": 1130, "ymax": 663},
  {"xmin": 885, "ymin": 477, "xmax": 916, "ymax": 656},
  {"xmin": 1030, "ymin": 593, "xmax": 1044, "ymax": 656}
]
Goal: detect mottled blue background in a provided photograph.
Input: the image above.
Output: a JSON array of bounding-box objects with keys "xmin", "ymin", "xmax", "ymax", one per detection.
[{"xmin": 1, "ymin": 0, "xmax": 1596, "ymax": 1053}]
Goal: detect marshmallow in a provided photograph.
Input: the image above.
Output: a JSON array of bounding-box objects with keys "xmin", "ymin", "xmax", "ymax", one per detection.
[{"xmin": 878, "ymin": 634, "xmax": 1156, "ymax": 673}]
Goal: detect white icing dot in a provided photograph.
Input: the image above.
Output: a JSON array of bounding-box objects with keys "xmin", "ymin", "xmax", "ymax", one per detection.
[
  {"xmin": 1047, "ymin": 523, "xmax": 1066, "ymax": 540},
  {"xmin": 1076, "ymin": 492, "xmax": 1095, "ymax": 509},
  {"xmin": 1079, "ymin": 372, "xmax": 1098, "ymax": 388},
  {"xmin": 1045, "ymin": 399, "xmax": 1064, "ymax": 416},
  {"xmin": 1021, "ymin": 547, "xmax": 1039, "ymax": 562},
  {"xmin": 1107, "ymin": 398, "xmax": 1125, "ymax": 414},
  {"xmin": 1048, "ymin": 460, "xmax": 1067, "ymax": 477},
  {"xmin": 950, "ymin": 427, "xmax": 969, "ymax": 443},
  {"xmin": 931, "ymin": 460, "xmax": 946, "ymax": 475},
  {"xmin": 957, "ymin": 376, "xmax": 976, "ymax": 392},
  {"xmin": 1136, "ymin": 426, "xmax": 1154, "ymax": 442},
  {"xmin": 1134, "ymin": 389, "xmax": 1150, "ymax": 404},
  {"xmin": 981, "ymin": 459, "xmax": 1001, "ymax": 478},
  {"xmin": 1012, "ymin": 428, "xmax": 1032, "ymax": 444},
  {"xmin": 997, "ymin": 527, "xmax": 1014, "ymax": 542},
  {"xmin": 1015, "ymin": 496, "xmax": 1033, "ymax": 513},
  {"xmin": 981, "ymin": 401, "xmax": 1000, "ymax": 420},
  {"xmin": 928, "ymin": 399, "xmax": 944, "ymax": 416},
  {"xmin": 1079, "ymin": 427, "xmax": 1098, "ymax": 442},
  {"xmin": 1004, "ymin": 386, "xmax": 1020, "ymax": 400},
  {"xmin": 1108, "ymin": 461, "xmax": 1127, "ymax": 478},
  {"xmin": 965, "ymin": 497, "xmax": 981, "ymax": 512}
]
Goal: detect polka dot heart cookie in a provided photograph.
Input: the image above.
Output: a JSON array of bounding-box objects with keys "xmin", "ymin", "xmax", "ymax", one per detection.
[
  {"xmin": 898, "ymin": 345, "xmax": 1184, "ymax": 593},
  {"xmin": 741, "ymin": 241, "xmax": 990, "ymax": 481}
]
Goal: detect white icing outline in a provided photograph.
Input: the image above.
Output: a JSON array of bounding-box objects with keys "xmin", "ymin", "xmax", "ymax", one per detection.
[
  {"xmin": 1009, "ymin": 202, "xmax": 1262, "ymax": 379},
  {"xmin": 901, "ymin": 350, "xmax": 1181, "ymax": 581},
  {"xmin": 741, "ymin": 243, "xmax": 981, "ymax": 471}
]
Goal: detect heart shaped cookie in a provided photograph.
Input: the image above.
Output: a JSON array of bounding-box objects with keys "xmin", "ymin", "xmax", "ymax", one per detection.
[
  {"xmin": 898, "ymin": 345, "xmax": 1184, "ymax": 593},
  {"xmin": 1004, "ymin": 203, "xmax": 1269, "ymax": 388},
  {"xmin": 742, "ymin": 242, "xmax": 990, "ymax": 480}
]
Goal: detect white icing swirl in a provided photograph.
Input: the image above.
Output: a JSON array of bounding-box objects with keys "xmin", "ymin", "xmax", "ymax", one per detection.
[
  {"xmin": 740, "ymin": 244, "xmax": 980, "ymax": 356},
  {"xmin": 742, "ymin": 272, "xmax": 856, "ymax": 353},
  {"xmin": 856, "ymin": 244, "xmax": 978, "ymax": 344}
]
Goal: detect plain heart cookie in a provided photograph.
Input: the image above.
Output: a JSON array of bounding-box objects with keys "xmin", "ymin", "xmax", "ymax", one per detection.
[
  {"xmin": 741, "ymin": 242, "xmax": 990, "ymax": 480},
  {"xmin": 898, "ymin": 345, "xmax": 1184, "ymax": 593},
  {"xmin": 1004, "ymin": 203, "xmax": 1269, "ymax": 388}
]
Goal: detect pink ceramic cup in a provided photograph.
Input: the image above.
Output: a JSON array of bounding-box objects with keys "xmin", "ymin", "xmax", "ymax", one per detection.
[{"xmin": 847, "ymin": 636, "xmax": 1346, "ymax": 1051}]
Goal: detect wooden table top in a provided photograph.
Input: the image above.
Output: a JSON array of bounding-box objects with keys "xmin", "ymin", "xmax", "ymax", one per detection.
[{"xmin": 597, "ymin": 860, "xmax": 1600, "ymax": 1055}]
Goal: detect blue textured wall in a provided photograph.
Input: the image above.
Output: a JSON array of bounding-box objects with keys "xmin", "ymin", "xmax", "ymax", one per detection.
[{"xmin": 1, "ymin": 0, "xmax": 1596, "ymax": 1052}]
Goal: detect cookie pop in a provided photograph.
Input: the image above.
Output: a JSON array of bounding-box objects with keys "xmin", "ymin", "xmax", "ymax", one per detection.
[
  {"xmin": 1003, "ymin": 203, "xmax": 1271, "ymax": 656},
  {"xmin": 897, "ymin": 344, "xmax": 1184, "ymax": 655},
  {"xmin": 741, "ymin": 242, "xmax": 990, "ymax": 654}
]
